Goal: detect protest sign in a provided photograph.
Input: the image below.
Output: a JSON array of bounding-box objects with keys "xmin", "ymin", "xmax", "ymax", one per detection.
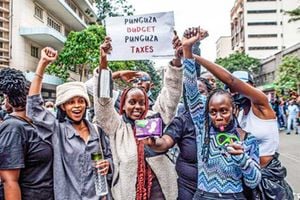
[{"xmin": 105, "ymin": 11, "xmax": 175, "ymax": 61}]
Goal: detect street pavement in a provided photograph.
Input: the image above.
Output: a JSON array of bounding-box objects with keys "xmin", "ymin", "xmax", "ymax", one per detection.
[{"xmin": 278, "ymin": 131, "xmax": 300, "ymax": 200}]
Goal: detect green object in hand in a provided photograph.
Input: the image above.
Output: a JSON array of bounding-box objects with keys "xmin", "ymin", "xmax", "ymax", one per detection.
[
  {"xmin": 91, "ymin": 152, "xmax": 103, "ymax": 161},
  {"xmin": 135, "ymin": 120, "xmax": 147, "ymax": 128},
  {"xmin": 216, "ymin": 133, "xmax": 239, "ymax": 146}
]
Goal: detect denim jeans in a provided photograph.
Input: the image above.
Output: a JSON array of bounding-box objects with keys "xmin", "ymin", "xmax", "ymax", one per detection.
[
  {"xmin": 287, "ymin": 115, "xmax": 299, "ymax": 133},
  {"xmin": 193, "ymin": 189, "xmax": 246, "ymax": 200}
]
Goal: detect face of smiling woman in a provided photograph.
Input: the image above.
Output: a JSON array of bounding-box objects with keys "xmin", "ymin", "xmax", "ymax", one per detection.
[
  {"xmin": 123, "ymin": 88, "xmax": 146, "ymax": 121},
  {"xmin": 61, "ymin": 96, "xmax": 87, "ymax": 122}
]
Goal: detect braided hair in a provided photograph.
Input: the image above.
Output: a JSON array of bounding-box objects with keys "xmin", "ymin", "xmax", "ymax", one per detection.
[
  {"xmin": 0, "ymin": 68, "xmax": 29, "ymax": 108},
  {"xmin": 182, "ymin": 77, "xmax": 213, "ymax": 112},
  {"xmin": 119, "ymin": 87, "xmax": 149, "ymax": 120},
  {"xmin": 202, "ymin": 88, "xmax": 235, "ymax": 162}
]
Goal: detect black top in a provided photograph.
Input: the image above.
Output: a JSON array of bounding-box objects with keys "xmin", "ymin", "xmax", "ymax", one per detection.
[
  {"xmin": 164, "ymin": 111, "xmax": 197, "ymax": 189},
  {"xmin": 0, "ymin": 115, "xmax": 53, "ymax": 200}
]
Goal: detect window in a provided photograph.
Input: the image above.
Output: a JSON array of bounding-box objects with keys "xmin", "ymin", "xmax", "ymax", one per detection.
[
  {"xmin": 248, "ymin": 22, "xmax": 277, "ymax": 26},
  {"xmin": 31, "ymin": 46, "xmax": 39, "ymax": 58},
  {"xmin": 0, "ymin": 22, "xmax": 3, "ymax": 27},
  {"xmin": 65, "ymin": 0, "xmax": 77, "ymax": 13},
  {"xmin": 248, "ymin": 46, "xmax": 278, "ymax": 50},
  {"xmin": 34, "ymin": 5, "xmax": 43, "ymax": 20},
  {"xmin": 248, "ymin": 34, "xmax": 277, "ymax": 38},
  {"xmin": 247, "ymin": 10, "xmax": 276, "ymax": 14},
  {"xmin": 47, "ymin": 16, "xmax": 61, "ymax": 33},
  {"xmin": 0, "ymin": 42, "xmax": 3, "ymax": 48}
]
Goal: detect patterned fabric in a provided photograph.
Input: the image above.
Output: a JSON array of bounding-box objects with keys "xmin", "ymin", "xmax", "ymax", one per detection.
[
  {"xmin": 183, "ymin": 59, "xmax": 261, "ymax": 194},
  {"xmin": 134, "ymin": 127, "xmax": 154, "ymax": 200}
]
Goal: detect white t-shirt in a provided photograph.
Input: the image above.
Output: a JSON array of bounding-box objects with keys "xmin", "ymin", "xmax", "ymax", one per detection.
[
  {"xmin": 238, "ymin": 107, "xmax": 279, "ymax": 156},
  {"xmin": 287, "ymin": 104, "xmax": 299, "ymax": 118}
]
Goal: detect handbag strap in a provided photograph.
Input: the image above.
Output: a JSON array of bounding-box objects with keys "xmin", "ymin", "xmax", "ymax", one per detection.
[{"xmin": 93, "ymin": 123, "xmax": 104, "ymax": 156}]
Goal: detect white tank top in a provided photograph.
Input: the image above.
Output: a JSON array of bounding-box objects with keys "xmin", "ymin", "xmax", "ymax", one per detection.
[{"xmin": 238, "ymin": 107, "xmax": 279, "ymax": 156}]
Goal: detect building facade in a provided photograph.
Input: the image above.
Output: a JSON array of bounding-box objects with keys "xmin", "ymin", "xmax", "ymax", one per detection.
[
  {"xmin": 0, "ymin": 0, "xmax": 97, "ymax": 99},
  {"xmin": 255, "ymin": 42, "xmax": 300, "ymax": 98},
  {"xmin": 230, "ymin": 0, "xmax": 300, "ymax": 60},
  {"xmin": 216, "ymin": 36, "xmax": 233, "ymax": 59}
]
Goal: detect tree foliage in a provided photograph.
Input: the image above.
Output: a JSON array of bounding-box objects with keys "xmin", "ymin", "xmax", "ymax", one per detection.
[
  {"xmin": 46, "ymin": 25, "xmax": 106, "ymax": 81},
  {"xmin": 95, "ymin": 0, "xmax": 135, "ymax": 25},
  {"xmin": 285, "ymin": 7, "xmax": 300, "ymax": 23},
  {"xmin": 215, "ymin": 52, "xmax": 260, "ymax": 74},
  {"xmin": 275, "ymin": 55, "xmax": 300, "ymax": 95},
  {"xmin": 46, "ymin": 0, "xmax": 162, "ymax": 100}
]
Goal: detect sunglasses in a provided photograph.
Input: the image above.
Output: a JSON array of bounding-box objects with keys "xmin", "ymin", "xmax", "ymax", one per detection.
[
  {"xmin": 132, "ymin": 76, "xmax": 151, "ymax": 84},
  {"xmin": 216, "ymin": 133, "xmax": 239, "ymax": 146},
  {"xmin": 46, "ymin": 105, "xmax": 54, "ymax": 108}
]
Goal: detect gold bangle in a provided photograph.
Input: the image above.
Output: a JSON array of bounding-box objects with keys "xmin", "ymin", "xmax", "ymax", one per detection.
[{"xmin": 35, "ymin": 73, "xmax": 43, "ymax": 79}]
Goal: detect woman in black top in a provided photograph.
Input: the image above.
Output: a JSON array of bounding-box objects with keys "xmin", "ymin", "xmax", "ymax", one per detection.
[{"xmin": 0, "ymin": 68, "xmax": 53, "ymax": 200}]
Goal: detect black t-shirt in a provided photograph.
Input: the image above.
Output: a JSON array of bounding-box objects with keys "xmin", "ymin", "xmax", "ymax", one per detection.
[
  {"xmin": 0, "ymin": 115, "xmax": 53, "ymax": 200},
  {"xmin": 164, "ymin": 111, "xmax": 197, "ymax": 189}
]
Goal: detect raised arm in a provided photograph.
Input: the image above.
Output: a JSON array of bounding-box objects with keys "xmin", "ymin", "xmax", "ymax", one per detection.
[
  {"xmin": 182, "ymin": 27, "xmax": 208, "ymax": 124},
  {"xmin": 193, "ymin": 55, "xmax": 275, "ymax": 119},
  {"xmin": 93, "ymin": 37, "xmax": 121, "ymax": 135},
  {"xmin": 152, "ymin": 32, "xmax": 183, "ymax": 124},
  {"xmin": 29, "ymin": 47, "xmax": 58, "ymax": 96},
  {"xmin": 26, "ymin": 47, "xmax": 58, "ymax": 137}
]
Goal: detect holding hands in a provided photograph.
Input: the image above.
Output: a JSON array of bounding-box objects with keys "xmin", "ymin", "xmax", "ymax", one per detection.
[{"xmin": 182, "ymin": 26, "xmax": 208, "ymax": 59}]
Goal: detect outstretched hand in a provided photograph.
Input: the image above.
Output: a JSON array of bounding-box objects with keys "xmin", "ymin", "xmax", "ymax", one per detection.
[
  {"xmin": 114, "ymin": 70, "xmax": 142, "ymax": 83},
  {"xmin": 41, "ymin": 47, "xmax": 58, "ymax": 65}
]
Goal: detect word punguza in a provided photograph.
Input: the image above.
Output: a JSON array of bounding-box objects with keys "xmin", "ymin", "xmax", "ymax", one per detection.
[{"xmin": 124, "ymin": 16, "xmax": 158, "ymax": 54}]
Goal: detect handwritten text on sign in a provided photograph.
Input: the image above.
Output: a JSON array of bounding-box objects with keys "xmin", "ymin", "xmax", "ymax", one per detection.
[{"xmin": 105, "ymin": 11, "xmax": 175, "ymax": 61}]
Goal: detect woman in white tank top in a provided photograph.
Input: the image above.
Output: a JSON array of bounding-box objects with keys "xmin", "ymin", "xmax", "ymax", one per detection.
[{"xmin": 192, "ymin": 54, "xmax": 293, "ymax": 199}]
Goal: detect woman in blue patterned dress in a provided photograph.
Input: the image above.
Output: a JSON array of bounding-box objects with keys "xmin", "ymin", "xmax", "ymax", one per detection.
[{"xmin": 182, "ymin": 27, "xmax": 261, "ymax": 200}]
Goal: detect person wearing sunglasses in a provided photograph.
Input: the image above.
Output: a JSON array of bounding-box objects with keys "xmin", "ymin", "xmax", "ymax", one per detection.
[{"xmin": 182, "ymin": 27, "xmax": 261, "ymax": 200}]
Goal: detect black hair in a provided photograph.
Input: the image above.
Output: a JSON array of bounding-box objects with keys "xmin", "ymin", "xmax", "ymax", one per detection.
[
  {"xmin": 0, "ymin": 68, "xmax": 30, "ymax": 108},
  {"xmin": 182, "ymin": 78, "xmax": 213, "ymax": 112},
  {"xmin": 202, "ymin": 88, "xmax": 235, "ymax": 162},
  {"xmin": 198, "ymin": 77, "xmax": 213, "ymax": 93}
]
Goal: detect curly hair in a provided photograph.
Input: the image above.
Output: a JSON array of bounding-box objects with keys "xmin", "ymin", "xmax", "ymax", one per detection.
[{"xmin": 0, "ymin": 68, "xmax": 30, "ymax": 108}]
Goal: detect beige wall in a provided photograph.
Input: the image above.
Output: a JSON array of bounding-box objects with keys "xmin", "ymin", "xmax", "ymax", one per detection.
[
  {"xmin": 216, "ymin": 36, "xmax": 233, "ymax": 59},
  {"xmin": 231, "ymin": 0, "xmax": 300, "ymax": 60},
  {"xmin": 9, "ymin": 0, "xmax": 95, "ymax": 73}
]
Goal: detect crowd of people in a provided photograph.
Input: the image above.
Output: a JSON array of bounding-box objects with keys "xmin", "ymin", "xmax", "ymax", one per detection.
[
  {"xmin": 271, "ymin": 96, "xmax": 299, "ymax": 135},
  {"xmin": 0, "ymin": 27, "xmax": 298, "ymax": 200}
]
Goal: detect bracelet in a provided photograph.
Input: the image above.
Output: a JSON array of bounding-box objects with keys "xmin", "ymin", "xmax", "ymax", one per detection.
[{"xmin": 35, "ymin": 73, "xmax": 43, "ymax": 79}]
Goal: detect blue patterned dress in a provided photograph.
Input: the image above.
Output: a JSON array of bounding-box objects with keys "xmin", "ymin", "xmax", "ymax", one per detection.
[{"xmin": 183, "ymin": 58, "xmax": 261, "ymax": 195}]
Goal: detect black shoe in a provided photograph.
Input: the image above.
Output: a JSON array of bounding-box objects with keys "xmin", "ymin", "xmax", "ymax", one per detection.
[
  {"xmin": 296, "ymin": 132, "xmax": 299, "ymax": 135},
  {"xmin": 286, "ymin": 132, "xmax": 290, "ymax": 135}
]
